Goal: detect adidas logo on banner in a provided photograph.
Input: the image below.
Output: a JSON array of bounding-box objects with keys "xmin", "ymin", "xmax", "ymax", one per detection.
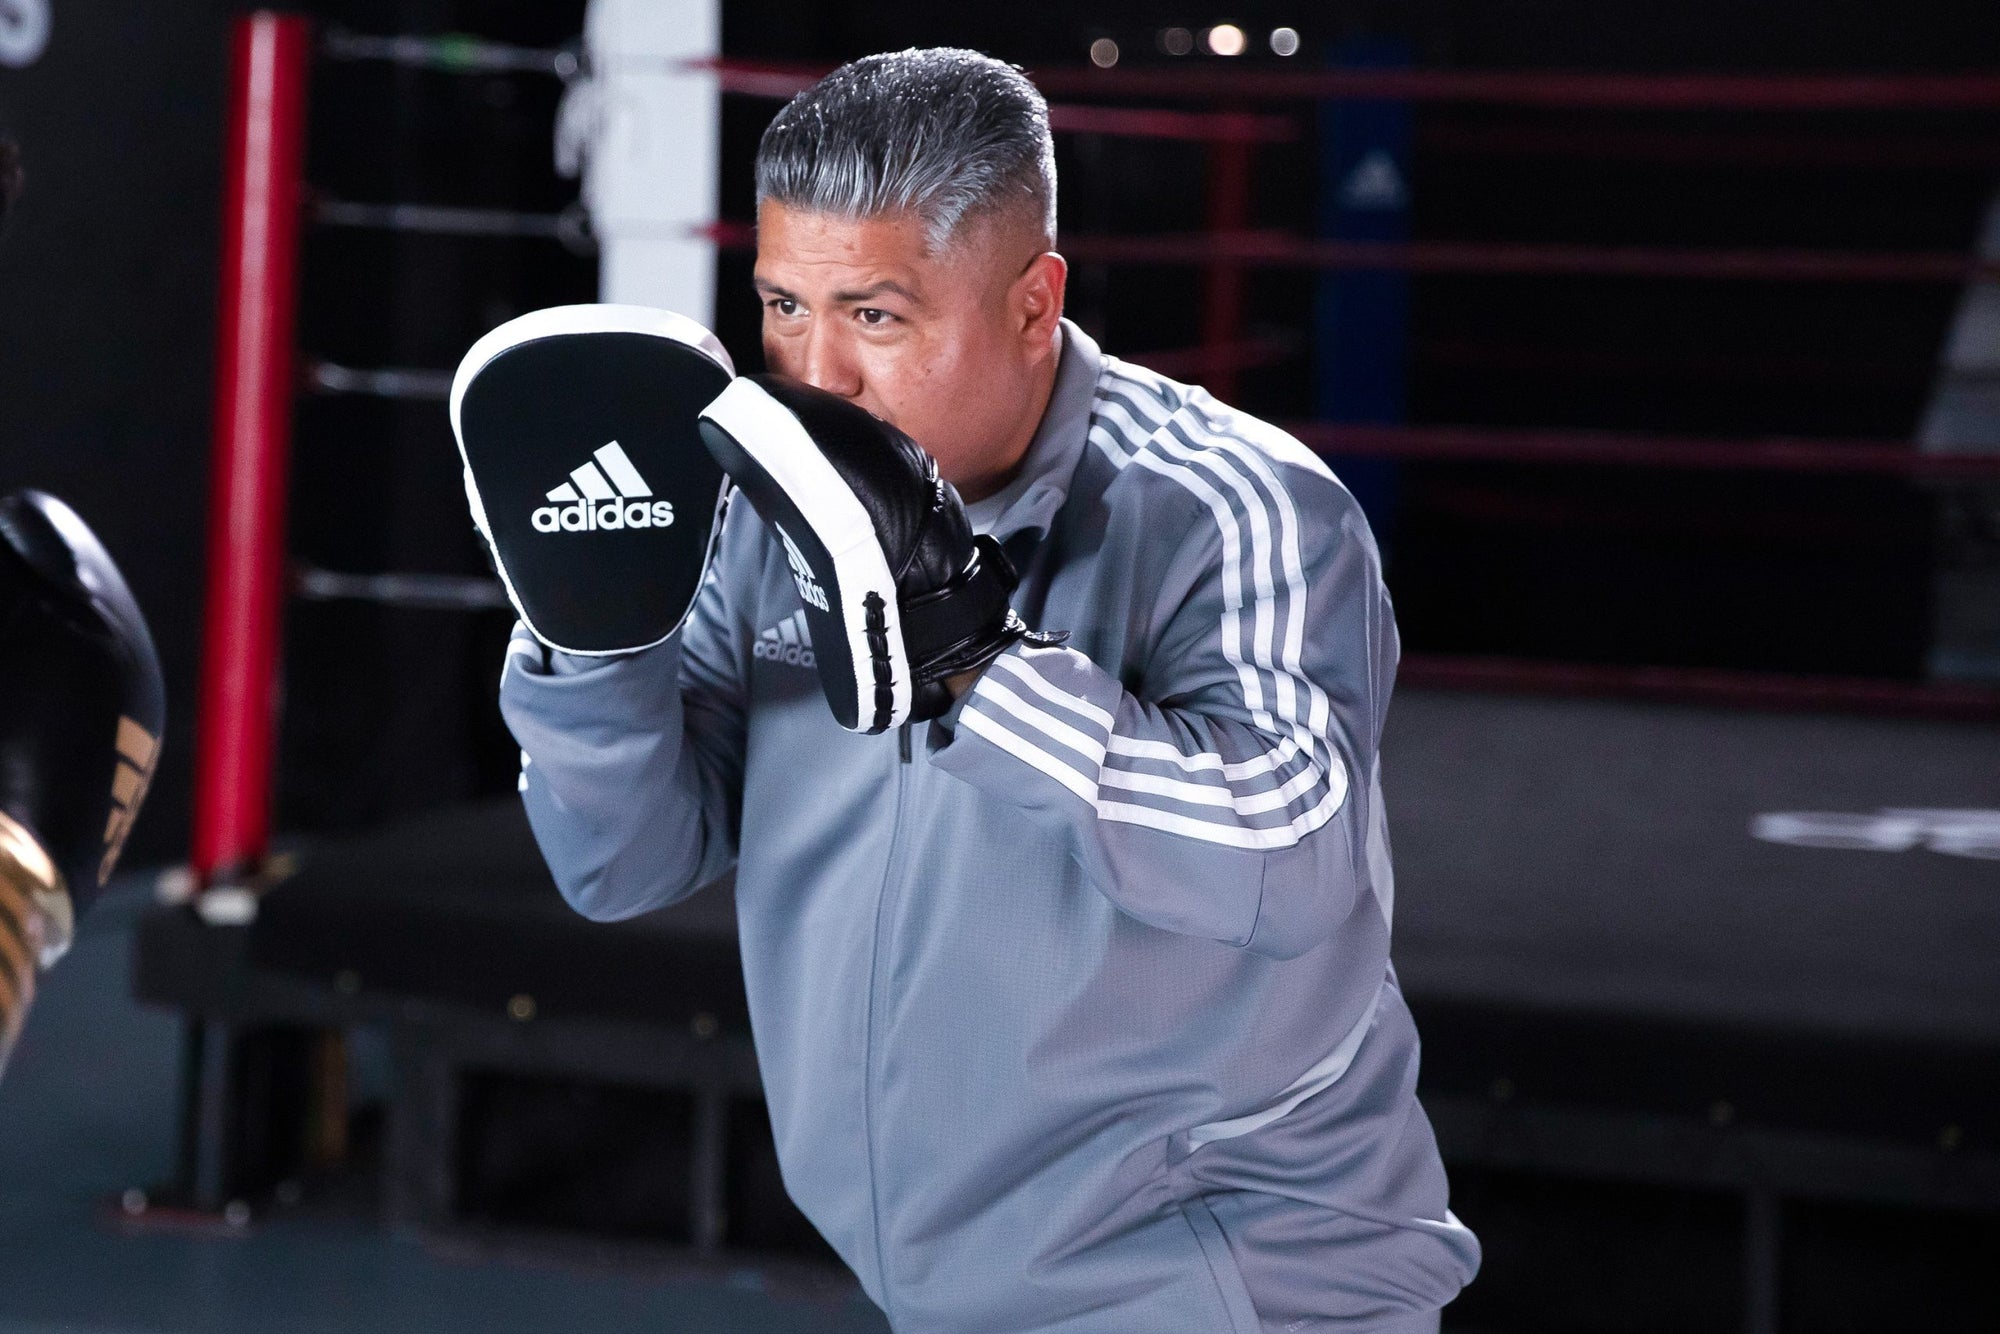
[
  {"xmin": 1340, "ymin": 149, "xmax": 1408, "ymax": 211},
  {"xmin": 531, "ymin": 442, "xmax": 676, "ymax": 533},
  {"xmin": 753, "ymin": 610, "xmax": 815, "ymax": 668},
  {"xmin": 774, "ymin": 523, "xmax": 829, "ymax": 612}
]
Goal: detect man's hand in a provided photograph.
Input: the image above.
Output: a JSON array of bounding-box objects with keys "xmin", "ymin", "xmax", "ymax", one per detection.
[{"xmin": 697, "ymin": 374, "xmax": 1063, "ymax": 733}]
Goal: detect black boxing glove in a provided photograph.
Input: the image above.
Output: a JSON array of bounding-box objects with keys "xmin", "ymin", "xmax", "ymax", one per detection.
[
  {"xmin": 697, "ymin": 374, "xmax": 1062, "ymax": 733},
  {"xmin": 0, "ymin": 490, "xmax": 165, "ymax": 1062}
]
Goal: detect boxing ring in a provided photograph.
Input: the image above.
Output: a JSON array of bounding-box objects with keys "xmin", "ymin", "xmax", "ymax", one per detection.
[{"xmin": 133, "ymin": 12, "xmax": 2000, "ymax": 1331}]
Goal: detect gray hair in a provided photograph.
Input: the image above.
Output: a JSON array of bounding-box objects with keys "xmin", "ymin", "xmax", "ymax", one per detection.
[{"xmin": 753, "ymin": 48, "xmax": 1056, "ymax": 252}]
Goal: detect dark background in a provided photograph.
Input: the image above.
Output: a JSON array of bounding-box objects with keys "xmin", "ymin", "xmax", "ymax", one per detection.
[{"xmin": 1, "ymin": 0, "xmax": 1994, "ymax": 866}]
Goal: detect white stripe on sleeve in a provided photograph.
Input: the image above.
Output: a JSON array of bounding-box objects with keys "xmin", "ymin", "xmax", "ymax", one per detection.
[{"xmin": 965, "ymin": 362, "xmax": 1354, "ymax": 846}]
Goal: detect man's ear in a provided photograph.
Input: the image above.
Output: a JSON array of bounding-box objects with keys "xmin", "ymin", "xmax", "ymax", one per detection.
[{"xmin": 1015, "ymin": 250, "xmax": 1068, "ymax": 350}]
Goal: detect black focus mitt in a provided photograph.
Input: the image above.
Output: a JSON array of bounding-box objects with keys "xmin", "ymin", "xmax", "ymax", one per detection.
[
  {"xmin": 697, "ymin": 375, "xmax": 1061, "ymax": 733},
  {"xmin": 451, "ymin": 304, "xmax": 736, "ymax": 655}
]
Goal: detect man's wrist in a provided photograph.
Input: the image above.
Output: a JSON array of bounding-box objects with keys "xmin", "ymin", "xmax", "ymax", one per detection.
[{"xmin": 944, "ymin": 667, "xmax": 984, "ymax": 701}]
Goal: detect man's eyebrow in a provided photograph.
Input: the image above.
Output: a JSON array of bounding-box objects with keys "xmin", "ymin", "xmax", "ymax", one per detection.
[
  {"xmin": 750, "ymin": 276, "xmax": 921, "ymax": 307},
  {"xmin": 831, "ymin": 279, "xmax": 921, "ymax": 306}
]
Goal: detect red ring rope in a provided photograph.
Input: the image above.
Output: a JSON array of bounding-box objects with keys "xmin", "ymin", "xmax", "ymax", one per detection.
[
  {"xmin": 1057, "ymin": 231, "xmax": 1992, "ymax": 284},
  {"xmin": 709, "ymin": 58, "xmax": 2000, "ymax": 113},
  {"xmin": 1287, "ymin": 422, "xmax": 2000, "ymax": 477},
  {"xmin": 1418, "ymin": 123, "xmax": 2000, "ymax": 171},
  {"xmin": 1021, "ymin": 66, "xmax": 2000, "ymax": 111},
  {"xmin": 1397, "ymin": 655, "xmax": 2000, "ymax": 721}
]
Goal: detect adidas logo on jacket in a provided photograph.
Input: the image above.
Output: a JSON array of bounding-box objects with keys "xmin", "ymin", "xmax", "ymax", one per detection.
[{"xmin": 753, "ymin": 610, "xmax": 815, "ymax": 668}]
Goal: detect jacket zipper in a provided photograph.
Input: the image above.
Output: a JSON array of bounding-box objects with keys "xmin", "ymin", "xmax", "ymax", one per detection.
[{"xmin": 863, "ymin": 724, "xmax": 916, "ymax": 1309}]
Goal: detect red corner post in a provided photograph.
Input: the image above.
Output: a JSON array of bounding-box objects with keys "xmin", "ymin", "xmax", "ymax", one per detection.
[{"xmin": 193, "ymin": 11, "xmax": 311, "ymax": 889}]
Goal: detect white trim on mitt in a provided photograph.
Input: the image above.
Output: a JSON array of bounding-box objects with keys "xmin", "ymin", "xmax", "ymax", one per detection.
[
  {"xmin": 449, "ymin": 303, "xmax": 733, "ymax": 444},
  {"xmin": 698, "ymin": 378, "xmax": 913, "ymax": 731}
]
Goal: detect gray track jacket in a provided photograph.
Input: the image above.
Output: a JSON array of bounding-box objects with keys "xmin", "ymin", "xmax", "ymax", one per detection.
[{"xmin": 500, "ymin": 321, "xmax": 1479, "ymax": 1332}]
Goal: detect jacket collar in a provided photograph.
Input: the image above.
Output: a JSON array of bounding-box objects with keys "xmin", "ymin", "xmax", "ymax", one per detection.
[{"xmin": 968, "ymin": 318, "xmax": 1102, "ymax": 553}]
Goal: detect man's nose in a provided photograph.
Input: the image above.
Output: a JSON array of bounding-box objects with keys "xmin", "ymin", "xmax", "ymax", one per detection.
[{"xmin": 794, "ymin": 325, "xmax": 864, "ymax": 400}]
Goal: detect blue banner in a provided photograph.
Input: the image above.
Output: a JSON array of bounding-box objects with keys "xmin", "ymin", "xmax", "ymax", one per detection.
[{"xmin": 1314, "ymin": 37, "xmax": 1413, "ymax": 550}]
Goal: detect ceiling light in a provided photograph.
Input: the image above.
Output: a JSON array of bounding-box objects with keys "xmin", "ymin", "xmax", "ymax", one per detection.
[
  {"xmin": 1160, "ymin": 27, "xmax": 1194, "ymax": 56},
  {"xmin": 1089, "ymin": 37, "xmax": 1119, "ymax": 68},
  {"xmin": 1206, "ymin": 23, "xmax": 1246, "ymax": 57},
  {"xmin": 1270, "ymin": 27, "xmax": 1301, "ymax": 57}
]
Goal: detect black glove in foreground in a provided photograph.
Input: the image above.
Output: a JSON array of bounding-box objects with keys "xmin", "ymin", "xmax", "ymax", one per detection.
[
  {"xmin": 698, "ymin": 375, "xmax": 1062, "ymax": 733},
  {"xmin": 0, "ymin": 490, "xmax": 164, "ymax": 1065}
]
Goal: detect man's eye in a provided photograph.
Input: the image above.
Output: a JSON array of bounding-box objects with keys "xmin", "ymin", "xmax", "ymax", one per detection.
[
  {"xmin": 765, "ymin": 298, "xmax": 800, "ymax": 316},
  {"xmin": 857, "ymin": 308, "xmax": 893, "ymax": 326}
]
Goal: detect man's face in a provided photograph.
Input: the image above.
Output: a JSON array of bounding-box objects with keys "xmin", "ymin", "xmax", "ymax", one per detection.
[{"xmin": 753, "ymin": 201, "xmax": 1063, "ymax": 499}]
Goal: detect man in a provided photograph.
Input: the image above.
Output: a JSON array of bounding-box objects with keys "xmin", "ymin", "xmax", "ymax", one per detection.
[{"xmin": 501, "ymin": 49, "xmax": 1477, "ymax": 1332}]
